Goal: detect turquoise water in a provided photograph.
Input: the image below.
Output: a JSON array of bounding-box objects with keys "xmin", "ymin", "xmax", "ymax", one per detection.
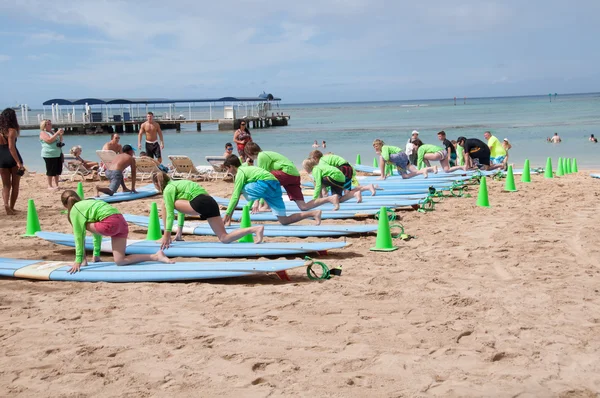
[{"xmin": 15, "ymin": 93, "xmax": 600, "ymax": 173}]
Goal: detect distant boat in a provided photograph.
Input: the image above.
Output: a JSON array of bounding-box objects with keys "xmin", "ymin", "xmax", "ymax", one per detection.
[{"xmin": 10, "ymin": 103, "xmax": 31, "ymax": 111}]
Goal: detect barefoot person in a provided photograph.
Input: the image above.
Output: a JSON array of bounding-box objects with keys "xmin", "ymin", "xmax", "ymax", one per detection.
[
  {"xmin": 372, "ymin": 139, "xmax": 435, "ymax": 179},
  {"xmin": 484, "ymin": 131, "xmax": 507, "ymax": 167},
  {"xmin": 456, "ymin": 137, "xmax": 504, "ymax": 171},
  {"xmin": 95, "ymin": 145, "xmax": 136, "ymax": 196},
  {"xmin": 413, "ymin": 139, "xmax": 464, "ymax": 173},
  {"xmin": 233, "ymin": 121, "xmax": 252, "ymax": 162},
  {"xmin": 61, "ymin": 190, "xmax": 173, "ymax": 274},
  {"xmin": 0, "ymin": 108, "xmax": 24, "ymax": 215},
  {"xmin": 245, "ymin": 143, "xmax": 340, "ymax": 211},
  {"xmin": 151, "ymin": 172, "xmax": 264, "ymax": 249},
  {"xmin": 308, "ymin": 150, "xmax": 376, "ymax": 196},
  {"xmin": 302, "ymin": 157, "xmax": 364, "ymax": 204},
  {"xmin": 222, "ymin": 155, "xmax": 321, "ymax": 226},
  {"xmin": 137, "ymin": 112, "xmax": 165, "ymax": 163},
  {"xmin": 102, "ymin": 133, "xmax": 122, "ymax": 153}
]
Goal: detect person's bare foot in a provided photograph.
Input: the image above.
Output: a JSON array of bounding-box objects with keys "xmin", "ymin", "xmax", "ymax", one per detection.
[
  {"xmin": 313, "ymin": 210, "xmax": 322, "ymax": 225},
  {"xmin": 154, "ymin": 250, "xmax": 175, "ymax": 264},
  {"xmin": 5, "ymin": 205, "xmax": 14, "ymax": 215},
  {"xmin": 423, "ymin": 169, "xmax": 429, "ymax": 178},
  {"xmin": 354, "ymin": 190, "xmax": 363, "ymax": 203},
  {"xmin": 254, "ymin": 225, "xmax": 265, "ymax": 243},
  {"xmin": 433, "ymin": 166, "xmax": 439, "ymax": 174},
  {"xmin": 368, "ymin": 184, "xmax": 376, "ymax": 197},
  {"xmin": 174, "ymin": 232, "xmax": 184, "ymax": 241},
  {"xmin": 330, "ymin": 194, "xmax": 340, "ymax": 211}
]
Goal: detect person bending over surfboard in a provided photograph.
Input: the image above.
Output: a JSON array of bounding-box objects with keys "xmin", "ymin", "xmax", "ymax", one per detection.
[
  {"xmin": 302, "ymin": 157, "xmax": 364, "ymax": 204},
  {"xmin": 244, "ymin": 142, "xmax": 340, "ymax": 211},
  {"xmin": 222, "ymin": 155, "xmax": 322, "ymax": 226},
  {"xmin": 412, "ymin": 139, "xmax": 464, "ymax": 173},
  {"xmin": 151, "ymin": 172, "xmax": 264, "ymax": 249},
  {"xmin": 61, "ymin": 190, "xmax": 173, "ymax": 274},
  {"xmin": 372, "ymin": 139, "xmax": 436, "ymax": 180},
  {"xmin": 308, "ymin": 150, "xmax": 377, "ymax": 197}
]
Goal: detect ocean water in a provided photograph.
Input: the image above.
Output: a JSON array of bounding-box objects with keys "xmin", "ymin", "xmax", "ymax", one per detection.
[{"xmin": 13, "ymin": 93, "xmax": 600, "ymax": 173}]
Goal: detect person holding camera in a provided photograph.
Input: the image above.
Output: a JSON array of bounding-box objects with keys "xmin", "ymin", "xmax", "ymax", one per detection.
[
  {"xmin": 0, "ymin": 108, "xmax": 24, "ymax": 215},
  {"xmin": 39, "ymin": 119, "xmax": 64, "ymax": 190}
]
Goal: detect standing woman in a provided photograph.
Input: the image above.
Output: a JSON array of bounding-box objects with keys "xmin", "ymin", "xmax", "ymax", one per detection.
[
  {"xmin": 39, "ymin": 119, "xmax": 64, "ymax": 190},
  {"xmin": 0, "ymin": 108, "xmax": 25, "ymax": 215},
  {"xmin": 233, "ymin": 120, "xmax": 252, "ymax": 162},
  {"xmin": 502, "ymin": 138, "xmax": 512, "ymax": 169}
]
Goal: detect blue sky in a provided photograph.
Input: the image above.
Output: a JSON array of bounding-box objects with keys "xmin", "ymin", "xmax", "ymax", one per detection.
[{"xmin": 0, "ymin": 0, "xmax": 598, "ymax": 107}]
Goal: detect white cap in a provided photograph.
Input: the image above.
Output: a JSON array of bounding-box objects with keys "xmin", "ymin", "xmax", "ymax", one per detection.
[
  {"xmin": 412, "ymin": 130, "xmax": 419, "ymax": 135},
  {"xmin": 503, "ymin": 137, "xmax": 509, "ymax": 141}
]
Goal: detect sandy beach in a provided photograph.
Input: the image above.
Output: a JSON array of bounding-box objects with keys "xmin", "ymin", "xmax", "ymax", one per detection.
[{"xmin": 1, "ymin": 169, "xmax": 600, "ymax": 397}]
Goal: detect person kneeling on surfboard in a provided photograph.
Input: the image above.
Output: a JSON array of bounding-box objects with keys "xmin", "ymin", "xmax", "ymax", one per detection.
[
  {"xmin": 308, "ymin": 150, "xmax": 377, "ymax": 197},
  {"xmin": 222, "ymin": 155, "xmax": 322, "ymax": 226},
  {"xmin": 244, "ymin": 142, "xmax": 340, "ymax": 211},
  {"xmin": 302, "ymin": 157, "xmax": 365, "ymax": 204},
  {"xmin": 151, "ymin": 172, "xmax": 265, "ymax": 249},
  {"xmin": 61, "ymin": 190, "xmax": 173, "ymax": 274},
  {"xmin": 372, "ymin": 139, "xmax": 436, "ymax": 180}
]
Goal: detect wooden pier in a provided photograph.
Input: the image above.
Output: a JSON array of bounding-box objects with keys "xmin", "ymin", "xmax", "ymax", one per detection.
[{"xmin": 19, "ymin": 115, "xmax": 290, "ymax": 135}]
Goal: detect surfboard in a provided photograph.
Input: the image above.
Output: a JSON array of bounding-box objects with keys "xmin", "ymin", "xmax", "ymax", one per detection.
[
  {"xmin": 94, "ymin": 184, "xmax": 159, "ymax": 203},
  {"xmin": 222, "ymin": 208, "xmax": 380, "ymax": 221},
  {"xmin": 123, "ymin": 214, "xmax": 378, "ymax": 237},
  {"xmin": 354, "ymin": 164, "xmax": 480, "ymax": 178},
  {"xmin": 0, "ymin": 257, "xmax": 307, "ymax": 282},
  {"xmin": 591, "ymin": 174, "xmax": 600, "ymax": 179},
  {"xmin": 212, "ymin": 196, "xmax": 421, "ymax": 211},
  {"xmin": 36, "ymin": 231, "xmax": 348, "ymax": 258}
]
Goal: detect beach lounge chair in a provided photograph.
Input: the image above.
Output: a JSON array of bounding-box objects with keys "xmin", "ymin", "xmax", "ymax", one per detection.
[
  {"xmin": 62, "ymin": 154, "xmax": 97, "ymax": 181},
  {"xmin": 205, "ymin": 156, "xmax": 231, "ymax": 181},
  {"xmin": 135, "ymin": 156, "xmax": 161, "ymax": 182},
  {"xmin": 168, "ymin": 155, "xmax": 212, "ymax": 181}
]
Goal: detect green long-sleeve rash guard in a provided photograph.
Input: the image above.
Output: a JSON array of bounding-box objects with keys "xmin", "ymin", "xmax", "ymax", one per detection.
[{"xmin": 162, "ymin": 180, "xmax": 209, "ymax": 232}]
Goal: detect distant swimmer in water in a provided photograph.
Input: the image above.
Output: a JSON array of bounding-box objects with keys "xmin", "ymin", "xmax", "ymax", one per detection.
[
  {"xmin": 312, "ymin": 140, "xmax": 319, "ymax": 148},
  {"xmin": 590, "ymin": 134, "xmax": 598, "ymax": 143},
  {"xmin": 550, "ymin": 132, "xmax": 562, "ymax": 144},
  {"xmin": 322, "ymin": 140, "xmax": 327, "ymax": 148}
]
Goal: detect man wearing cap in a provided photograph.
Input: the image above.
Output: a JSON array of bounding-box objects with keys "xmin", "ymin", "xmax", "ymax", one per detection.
[
  {"xmin": 455, "ymin": 137, "xmax": 503, "ymax": 171},
  {"xmin": 405, "ymin": 130, "xmax": 419, "ymax": 166},
  {"xmin": 95, "ymin": 144, "xmax": 137, "ymax": 197},
  {"xmin": 483, "ymin": 131, "xmax": 507, "ymax": 166}
]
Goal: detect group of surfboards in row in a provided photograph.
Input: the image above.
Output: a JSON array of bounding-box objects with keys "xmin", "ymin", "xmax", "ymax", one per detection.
[{"xmin": 62, "ymin": 132, "xmax": 502, "ymax": 274}]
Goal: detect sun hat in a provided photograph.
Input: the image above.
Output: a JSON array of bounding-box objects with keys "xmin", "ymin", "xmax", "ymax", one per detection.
[
  {"xmin": 411, "ymin": 130, "xmax": 419, "ymax": 135},
  {"xmin": 503, "ymin": 138, "xmax": 509, "ymax": 141}
]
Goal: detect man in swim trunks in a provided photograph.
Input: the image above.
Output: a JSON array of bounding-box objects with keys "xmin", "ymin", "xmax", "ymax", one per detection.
[
  {"xmin": 456, "ymin": 137, "xmax": 503, "ymax": 171},
  {"xmin": 437, "ymin": 131, "xmax": 457, "ymax": 166},
  {"xmin": 95, "ymin": 145, "xmax": 137, "ymax": 196},
  {"xmin": 137, "ymin": 112, "xmax": 165, "ymax": 163},
  {"xmin": 102, "ymin": 133, "xmax": 122, "ymax": 153},
  {"xmin": 483, "ymin": 131, "xmax": 507, "ymax": 166}
]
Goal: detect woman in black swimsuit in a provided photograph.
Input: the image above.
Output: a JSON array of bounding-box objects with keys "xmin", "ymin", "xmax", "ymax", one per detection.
[{"xmin": 0, "ymin": 108, "xmax": 24, "ymax": 215}]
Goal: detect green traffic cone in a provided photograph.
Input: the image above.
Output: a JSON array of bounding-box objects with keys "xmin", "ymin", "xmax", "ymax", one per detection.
[
  {"xmin": 77, "ymin": 182, "xmax": 84, "ymax": 200},
  {"xmin": 370, "ymin": 207, "xmax": 398, "ymax": 252},
  {"xmin": 521, "ymin": 159, "xmax": 531, "ymax": 183},
  {"xmin": 556, "ymin": 157, "xmax": 564, "ymax": 176},
  {"xmin": 565, "ymin": 158, "xmax": 572, "ymax": 174},
  {"xmin": 504, "ymin": 165, "xmax": 517, "ymax": 192},
  {"xmin": 476, "ymin": 177, "xmax": 490, "ymax": 207},
  {"xmin": 356, "ymin": 154, "xmax": 361, "ymax": 165},
  {"xmin": 146, "ymin": 202, "xmax": 162, "ymax": 240},
  {"xmin": 544, "ymin": 157, "xmax": 553, "ymax": 178},
  {"xmin": 573, "ymin": 158, "xmax": 578, "ymax": 173},
  {"xmin": 23, "ymin": 199, "xmax": 41, "ymax": 237},
  {"xmin": 238, "ymin": 205, "xmax": 254, "ymax": 243},
  {"xmin": 373, "ymin": 158, "xmax": 378, "ymax": 167}
]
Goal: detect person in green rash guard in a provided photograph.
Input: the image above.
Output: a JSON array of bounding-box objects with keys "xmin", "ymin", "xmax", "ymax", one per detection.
[
  {"xmin": 60, "ymin": 190, "xmax": 173, "ymax": 274},
  {"xmin": 152, "ymin": 172, "xmax": 264, "ymax": 249},
  {"xmin": 222, "ymin": 155, "xmax": 322, "ymax": 226},
  {"xmin": 308, "ymin": 150, "xmax": 376, "ymax": 196},
  {"xmin": 372, "ymin": 139, "xmax": 435, "ymax": 179},
  {"xmin": 413, "ymin": 138, "xmax": 464, "ymax": 173},
  {"xmin": 244, "ymin": 142, "xmax": 339, "ymax": 210},
  {"xmin": 302, "ymin": 157, "xmax": 363, "ymax": 203},
  {"xmin": 453, "ymin": 140, "xmax": 465, "ymax": 166}
]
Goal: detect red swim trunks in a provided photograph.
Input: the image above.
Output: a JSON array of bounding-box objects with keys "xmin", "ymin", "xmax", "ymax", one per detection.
[
  {"xmin": 271, "ymin": 170, "xmax": 304, "ymax": 202},
  {"xmin": 93, "ymin": 214, "xmax": 129, "ymax": 238}
]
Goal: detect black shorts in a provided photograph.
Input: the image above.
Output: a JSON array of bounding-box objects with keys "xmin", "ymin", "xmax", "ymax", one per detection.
[
  {"xmin": 189, "ymin": 194, "xmax": 220, "ymax": 220},
  {"xmin": 44, "ymin": 156, "xmax": 63, "ymax": 176},
  {"xmin": 145, "ymin": 142, "xmax": 162, "ymax": 160},
  {"xmin": 322, "ymin": 177, "xmax": 345, "ymax": 197},
  {"xmin": 469, "ymin": 148, "xmax": 491, "ymax": 166}
]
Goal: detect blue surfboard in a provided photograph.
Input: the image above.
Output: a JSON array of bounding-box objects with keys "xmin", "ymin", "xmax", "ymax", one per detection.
[
  {"xmin": 0, "ymin": 257, "xmax": 307, "ymax": 282},
  {"xmin": 36, "ymin": 231, "xmax": 348, "ymax": 258},
  {"xmin": 94, "ymin": 184, "xmax": 159, "ymax": 203},
  {"xmin": 212, "ymin": 196, "xmax": 421, "ymax": 211},
  {"xmin": 221, "ymin": 208, "xmax": 380, "ymax": 221},
  {"xmin": 591, "ymin": 174, "xmax": 600, "ymax": 179}
]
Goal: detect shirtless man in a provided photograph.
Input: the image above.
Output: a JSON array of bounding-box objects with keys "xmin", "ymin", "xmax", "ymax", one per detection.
[
  {"xmin": 102, "ymin": 134, "xmax": 122, "ymax": 153},
  {"xmin": 137, "ymin": 112, "xmax": 165, "ymax": 163},
  {"xmin": 95, "ymin": 145, "xmax": 137, "ymax": 197},
  {"xmin": 550, "ymin": 132, "xmax": 562, "ymax": 144}
]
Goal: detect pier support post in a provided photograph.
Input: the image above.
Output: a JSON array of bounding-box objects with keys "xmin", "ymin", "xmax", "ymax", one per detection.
[
  {"xmin": 176, "ymin": 123, "xmax": 181, "ymax": 132},
  {"xmin": 196, "ymin": 122, "xmax": 202, "ymax": 131}
]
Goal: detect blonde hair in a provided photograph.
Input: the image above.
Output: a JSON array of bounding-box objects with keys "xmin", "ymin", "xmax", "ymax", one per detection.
[
  {"xmin": 302, "ymin": 158, "xmax": 319, "ymax": 173},
  {"xmin": 40, "ymin": 119, "xmax": 51, "ymax": 131},
  {"xmin": 309, "ymin": 149, "xmax": 323, "ymax": 160},
  {"xmin": 372, "ymin": 139, "xmax": 384, "ymax": 147},
  {"xmin": 70, "ymin": 145, "xmax": 82, "ymax": 155},
  {"xmin": 152, "ymin": 171, "xmax": 171, "ymax": 193},
  {"xmin": 61, "ymin": 190, "xmax": 81, "ymax": 222}
]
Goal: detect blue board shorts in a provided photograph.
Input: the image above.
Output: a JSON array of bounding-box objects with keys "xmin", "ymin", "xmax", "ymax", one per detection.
[
  {"xmin": 243, "ymin": 180, "xmax": 287, "ymax": 217},
  {"xmin": 490, "ymin": 155, "xmax": 506, "ymax": 165},
  {"xmin": 389, "ymin": 152, "xmax": 410, "ymax": 172},
  {"xmin": 106, "ymin": 170, "xmax": 124, "ymax": 193}
]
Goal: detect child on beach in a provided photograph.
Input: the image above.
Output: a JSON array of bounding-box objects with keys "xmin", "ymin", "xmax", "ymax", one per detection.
[
  {"xmin": 245, "ymin": 142, "xmax": 340, "ymax": 211},
  {"xmin": 151, "ymin": 172, "xmax": 264, "ymax": 249},
  {"xmin": 308, "ymin": 150, "xmax": 376, "ymax": 196},
  {"xmin": 222, "ymin": 155, "xmax": 322, "ymax": 226},
  {"xmin": 502, "ymin": 138, "xmax": 512, "ymax": 169},
  {"xmin": 302, "ymin": 157, "xmax": 364, "ymax": 204},
  {"xmin": 413, "ymin": 139, "xmax": 464, "ymax": 173},
  {"xmin": 61, "ymin": 190, "xmax": 173, "ymax": 274},
  {"xmin": 372, "ymin": 139, "xmax": 435, "ymax": 180},
  {"xmin": 223, "ymin": 142, "xmax": 234, "ymax": 157}
]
